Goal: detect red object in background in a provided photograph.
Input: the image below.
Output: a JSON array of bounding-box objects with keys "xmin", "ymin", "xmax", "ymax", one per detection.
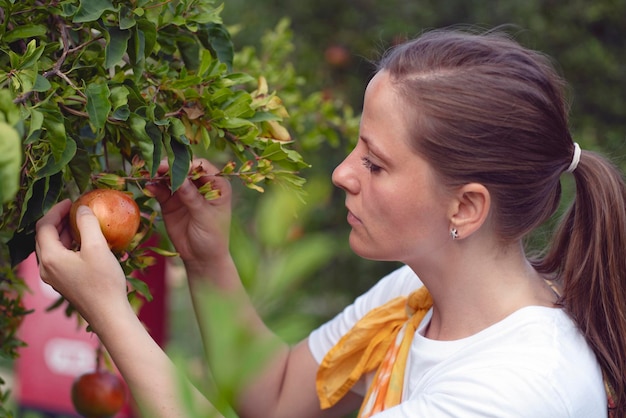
[{"xmin": 14, "ymin": 244, "xmax": 168, "ymax": 417}]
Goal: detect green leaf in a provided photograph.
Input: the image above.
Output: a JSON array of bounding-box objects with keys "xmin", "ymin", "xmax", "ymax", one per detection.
[
  {"xmin": 145, "ymin": 122, "xmax": 163, "ymax": 177},
  {"xmin": 214, "ymin": 117, "xmax": 255, "ymax": 131},
  {"xmin": 112, "ymin": 106, "xmax": 130, "ymax": 121},
  {"xmin": 176, "ymin": 34, "xmax": 201, "ymax": 71},
  {"xmin": 119, "ymin": 5, "xmax": 136, "ymax": 30},
  {"xmin": 14, "ymin": 68, "xmax": 37, "ymax": 92},
  {"xmin": 126, "ymin": 276, "xmax": 153, "ymax": 302},
  {"xmin": 223, "ymin": 72, "xmax": 255, "ymax": 86},
  {"xmin": 59, "ymin": 2, "xmax": 78, "ymax": 17},
  {"xmin": 18, "ymin": 40, "xmax": 44, "ymax": 70},
  {"xmin": 110, "ymin": 85, "xmax": 130, "ymax": 112},
  {"xmin": 199, "ymin": 23, "xmax": 234, "ymax": 71},
  {"xmin": 105, "ymin": 27, "xmax": 131, "ymax": 69},
  {"xmin": 110, "ymin": 85, "xmax": 129, "ymax": 106},
  {"xmin": 129, "ymin": 114, "xmax": 155, "ymax": 173},
  {"xmin": 68, "ymin": 140, "xmax": 92, "ymax": 193},
  {"xmin": 41, "ymin": 172, "xmax": 63, "ymax": 214},
  {"xmin": 168, "ymin": 75, "xmax": 203, "ymax": 90},
  {"xmin": 274, "ymin": 172, "xmax": 307, "ymax": 190},
  {"xmin": 45, "ymin": 296, "xmax": 66, "ymax": 312},
  {"xmin": 129, "ymin": 26, "xmax": 145, "ymax": 65},
  {"xmin": 0, "ymin": 90, "xmax": 20, "ymax": 125},
  {"xmin": 223, "ymin": 94, "xmax": 254, "ymax": 119},
  {"xmin": 73, "ymin": 0, "xmax": 117, "ymax": 23},
  {"xmin": 25, "ymin": 108, "xmax": 44, "ymax": 144},
  {"xmin": 40, "ymin": 106, "xmax": 67, "ymax": 162},
  {"xmin": 169, "ymin": 117, "xmax": 187, "ymax": 139},
  {"xmin": 32, "ymin": 74, "xmax": 52, "ymax": 92},
  {"xmin": 197, "ymin": 49, "xmax": 215, "ymax": 76},
  {"xmin": 2, "ymin": 24, "xmax": 47, "ymax": 43},
  {"xmin": 0, "ymin": 122, "xmax": 22, "ymax": 204},
  {"xmin": 164, "ymin": 135, "xmax": 190, "ymax": 192},
  {"xmin": 36, "ymin": 137, "xmax": 77, "ymax": 178},
  {"xmin": 85, "ymin": 82, "xmax": 112, "ymax": 130},
  {"xmin": 183, "ymin": 2, "xmax": 224, "ymax": 25},
  {"xmin": 8, "ymin": 228, "xmax": 36, "ymax": 268},
  {"xmin": 248, "ymin": 111, "xmax": 281, "ymax": 122},
  {"xmin": 17, "ymin": 172, "xmax": 63, "ymax": 231},
  {"xmin": 260, "ymin": 142, "xmax": 289, "ymax": 161},
  {"xmin": 137, "ymin": 20, "xmax": 157, "ymax": 57}
]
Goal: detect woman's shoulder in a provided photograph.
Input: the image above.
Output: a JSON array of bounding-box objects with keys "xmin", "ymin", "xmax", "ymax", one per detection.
[
  {"xmin": 482, "ymin": 306, "xmax": 586, "ymax": 349},
  {"xmin": 407, "ymin": 306, "xmax": 607, "ymax": 416},
  {"xmin": 441, "ymin": 306, "xmax": 598, "ymax": 370},
  {"xmin": 308, "ymin": 265, "xmax": 422, "ymax": 362}
]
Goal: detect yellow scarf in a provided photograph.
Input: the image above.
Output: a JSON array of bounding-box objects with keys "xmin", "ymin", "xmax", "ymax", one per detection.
[
  {"xmin": 316, "ymin": 284, "xmax": 617, "ymax": 417},
  {"xmin": 316, "ymin": 286, "xmax": 433, "ymax": 417}
]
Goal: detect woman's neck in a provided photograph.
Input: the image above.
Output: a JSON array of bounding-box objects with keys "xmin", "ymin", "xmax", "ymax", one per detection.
[{"xmin": 409, "ymin": 240, "xmax": 558, "ymax": 341}]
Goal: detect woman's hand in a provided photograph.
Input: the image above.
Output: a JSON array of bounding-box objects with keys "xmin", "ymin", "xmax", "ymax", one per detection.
[
  {"xmin": 35, "ymin": 199, "xmax": 129, "ymax": 331},
  {"xmin": 145, "ymin": 159, "xmax": 233, "ymax": 273}
]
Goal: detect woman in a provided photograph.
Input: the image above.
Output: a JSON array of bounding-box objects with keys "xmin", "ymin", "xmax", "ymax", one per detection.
[{"xmin": 35, "ymin": 29, "xmax": 624, "ymax": 417}]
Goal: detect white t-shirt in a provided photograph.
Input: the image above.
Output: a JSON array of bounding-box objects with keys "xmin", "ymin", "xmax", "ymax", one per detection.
[{"xmin": 308, "ymin": 265, "xmax": 607, "ymax": 417}]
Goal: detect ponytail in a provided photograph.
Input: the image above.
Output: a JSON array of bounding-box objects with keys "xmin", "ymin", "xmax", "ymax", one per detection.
[{"xmin": 534, "ymin": 150, "xmax": 626, "ymax": 414}]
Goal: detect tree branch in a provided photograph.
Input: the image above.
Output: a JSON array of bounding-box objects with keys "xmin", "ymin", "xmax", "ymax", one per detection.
[{"xmin": 13, "ymin": 18, "xmax": 89, "ymax": 105}]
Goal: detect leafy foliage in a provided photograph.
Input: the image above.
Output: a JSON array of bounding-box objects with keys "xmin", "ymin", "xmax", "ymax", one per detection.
[
  {"xmin": 0, "ymin": 0, "xmax": 330, "ymax": 405},
  {"xmin": 0, "ymin": 0, "xmax": 309, "ymax": 264}
]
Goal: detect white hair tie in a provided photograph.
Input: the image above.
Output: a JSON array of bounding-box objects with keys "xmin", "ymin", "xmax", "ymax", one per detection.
[{"xmin": 565, "ymin": 142, "xmax": 581, "ymax": 173}]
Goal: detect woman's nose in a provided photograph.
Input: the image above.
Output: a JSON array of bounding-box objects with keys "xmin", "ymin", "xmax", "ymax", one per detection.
[{"xmin": 332, "ymin": 153, "xmax": 359, "ymax": 194}]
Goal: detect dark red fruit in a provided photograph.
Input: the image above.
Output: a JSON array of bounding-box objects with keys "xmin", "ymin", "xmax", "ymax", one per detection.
[
  {"xmin": 324, "ymin": 44, "xmax": 351, "ymax": 68},
  {"xmin": 71, "ymin": 370, "xmax": 126, "ymax": 418}
]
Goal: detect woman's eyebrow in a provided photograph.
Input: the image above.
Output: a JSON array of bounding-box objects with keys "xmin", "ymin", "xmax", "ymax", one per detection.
[{"xmin": 360, "ymin": 135, "xmax": 390, "ymax": 163}]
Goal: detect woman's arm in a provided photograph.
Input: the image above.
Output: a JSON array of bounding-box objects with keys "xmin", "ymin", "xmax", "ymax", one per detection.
[
  {"xmin": 182, "ymin": 256, "xmax": 362, "ymax": 418},
  {"xmin": 146, "ymin": 159, "xmax": 362, "ymax": 418},
  {"xmin": 35, "ymin": 200, "xmax": 218, "ymax": 417}
]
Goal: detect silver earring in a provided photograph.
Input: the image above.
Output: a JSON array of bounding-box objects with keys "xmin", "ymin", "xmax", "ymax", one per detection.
[{"xmin": 450, "ymin": 228, "xmax": 459, "ymax": 240}]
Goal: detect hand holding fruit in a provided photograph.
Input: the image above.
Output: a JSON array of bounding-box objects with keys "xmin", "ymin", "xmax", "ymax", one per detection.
[
  {"xmin": 146, "ymin": 159, "xmax": 234, "ymax": 269},
  {"xmin": 35, "ymin": 199, "xmax": 130, "ymax": 330}
]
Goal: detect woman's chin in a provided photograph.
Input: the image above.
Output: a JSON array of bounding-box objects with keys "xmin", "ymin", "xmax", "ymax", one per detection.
[{"xmin": 349, "ymin": 235, "xmax": 387, "ymax": 261}]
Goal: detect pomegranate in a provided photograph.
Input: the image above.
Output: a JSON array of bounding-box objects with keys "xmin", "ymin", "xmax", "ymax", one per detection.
[
  {"xmin": 71, "ymin": 370, "xmax": 126, "ymax": 418},
  {"xmin": 69, "ymin": 189, "xmax": 140, "ymax": 252}
]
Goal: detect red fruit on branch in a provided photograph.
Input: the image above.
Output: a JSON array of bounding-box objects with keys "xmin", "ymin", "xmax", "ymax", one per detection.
[
  {"xmin": 71, "ymin": 370, "xmax": 126, "ymax": 418},
  {"xmin": 69, "ymin": 189, "xmax": 141, "ymax": 252},
  {"xmin": 324, "ymin": 44, "xmax": 351, "ymax": 68}
]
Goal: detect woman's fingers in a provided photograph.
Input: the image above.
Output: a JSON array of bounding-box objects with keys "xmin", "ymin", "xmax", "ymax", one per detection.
[
  {"xmin": 35, "ymin": 200, "xmax": 77, "ymax": 289},
  {"xmin": 35, "ymin": 199, "xmax": 72, "ymax": 253},
  {"xmin": 73, "ymin": 205, "xmax": 110, "ymax": 253},
  {"xmin": 147, "ymin": 158, "xmax": 231, "ymax": 208}
]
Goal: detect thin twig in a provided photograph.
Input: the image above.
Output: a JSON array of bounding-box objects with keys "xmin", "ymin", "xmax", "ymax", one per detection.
[{"xmin": 13, "ymin": 20, "xmax": 88, "ymax": 105}]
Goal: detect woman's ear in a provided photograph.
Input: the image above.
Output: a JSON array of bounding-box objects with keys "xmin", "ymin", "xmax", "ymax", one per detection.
[{"xmin": 448, "ymin": 183, "xmax": 491, "ymax": 239}]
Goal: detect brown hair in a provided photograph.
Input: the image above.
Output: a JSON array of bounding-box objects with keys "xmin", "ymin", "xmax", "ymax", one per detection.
[{"xmin": 378, "ymin": 29, "xmax": 626, "ymax": 414}]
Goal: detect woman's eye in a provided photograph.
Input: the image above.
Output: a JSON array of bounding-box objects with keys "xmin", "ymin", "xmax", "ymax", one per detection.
[{"xmin": 362, "ymin": 157, "xmax": 381, "ymax": 173}]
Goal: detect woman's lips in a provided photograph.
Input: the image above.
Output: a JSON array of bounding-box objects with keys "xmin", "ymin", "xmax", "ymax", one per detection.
[{"xmin": 346, "ymin": 210, "xmax": 361, "ymax": 226}]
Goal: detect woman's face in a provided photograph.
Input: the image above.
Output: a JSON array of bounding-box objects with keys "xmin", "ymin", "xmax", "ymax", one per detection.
[{"xmin": 332, "ymin": 71, "xmax": 452, "ymax": 264}]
